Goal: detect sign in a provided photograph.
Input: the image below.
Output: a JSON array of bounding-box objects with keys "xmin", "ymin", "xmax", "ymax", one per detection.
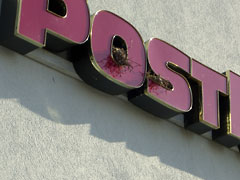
[{"xmin": 0, "ymin": 0, "xmax": 239, "ymax": 150}]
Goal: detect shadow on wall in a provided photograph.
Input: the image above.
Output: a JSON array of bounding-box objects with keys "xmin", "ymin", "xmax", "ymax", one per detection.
[{"xmin": 0, "ymin": 46, "xmax": 240, "ymax": 180}]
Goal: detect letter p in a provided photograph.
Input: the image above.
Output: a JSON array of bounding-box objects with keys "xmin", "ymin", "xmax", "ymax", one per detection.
[{"xmin": 0, "ymin": 0, "xmax": 90, "ymax": 54}]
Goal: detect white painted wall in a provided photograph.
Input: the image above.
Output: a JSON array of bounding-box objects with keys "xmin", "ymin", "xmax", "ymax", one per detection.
[{"xmin": 0, "ymin": 0, "xmax": 240, "ymax": 179}]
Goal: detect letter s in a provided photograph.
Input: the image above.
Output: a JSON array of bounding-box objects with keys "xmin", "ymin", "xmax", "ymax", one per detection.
[{"xmin": 128, "ymin": 38, "xmax": 192, "ymax": 118}]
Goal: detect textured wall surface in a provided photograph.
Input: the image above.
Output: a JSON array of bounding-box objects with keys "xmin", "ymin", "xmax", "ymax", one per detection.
[{"xmin": 0, "ymin": 0, "xmax": 240, "ymax": 180}]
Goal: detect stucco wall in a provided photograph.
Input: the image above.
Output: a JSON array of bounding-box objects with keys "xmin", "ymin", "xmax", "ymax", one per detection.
[{"xmin": 1, "ymin": 0, "xmax": 240, "ymax": 179}]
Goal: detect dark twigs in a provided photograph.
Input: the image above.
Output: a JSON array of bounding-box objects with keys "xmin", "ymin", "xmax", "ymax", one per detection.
[
  {"xmin": 111, "ymin": 35, "xmax": 132, "ymax": 68},
  {"xmin": 147, "ymin": 70, "xmax": 173, "ymax": 91}
]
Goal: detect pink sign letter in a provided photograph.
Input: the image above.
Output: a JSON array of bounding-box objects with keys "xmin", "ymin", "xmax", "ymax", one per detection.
[
  {"xmin": 213, "ymin": 71, "xmax": 240, "ymax": 147},
  {"xmin": 128, "ymin": 38, "xmax": 192, "ymax": 118},
  {"xmin": 185, "ymin": 59, "xmax": 228, "ymax": 134},
  {"xmin": 73, "ymin": 10, "xmax": 146, "ymax": 95},
  {"xmin": 0, "ymin": 0, "xmax": 90, "ymax": 54}
]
